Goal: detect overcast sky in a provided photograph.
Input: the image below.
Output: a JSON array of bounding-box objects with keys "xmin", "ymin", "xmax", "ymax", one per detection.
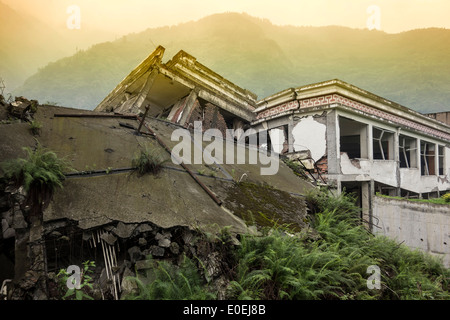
[{"xmin": 3, "ymin": 0, "xmax": 450, "ymax": 35}]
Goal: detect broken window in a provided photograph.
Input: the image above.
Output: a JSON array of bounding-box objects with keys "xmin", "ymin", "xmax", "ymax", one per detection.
[
  {"xmin": 399, "ymin": 135, "xmax": 418, "ymax": 168},
  {"xmin": 339, "ymin": 117, "xmax": 368, "ymax": 159},
  {"xmin": 373, "ymin": 127, "xmax": 394, "ymax": 160},
  {"xmin": 438, "ymin": 145, "xmax": 445, "ymax": 176},
  {"xmin": 420, "ymin": 141, "xmax": 436, "ymax": 175}
]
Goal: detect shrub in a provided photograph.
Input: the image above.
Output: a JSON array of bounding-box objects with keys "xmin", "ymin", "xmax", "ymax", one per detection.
[
  {"xmin": 29, "ymin": 120, "xmax": 42, "ymax": 136},
  {"xmin": 123, "ymin": 255, "xmax": 216, "ymax": 300},
  {"xmin": 132, "ymin": 147, "xmax": 167, "ymax": 176},
  {"xmin": 1, "ymin": 145, "xmax": 70, "ymax": 192},
  {"xmin": 228, "ymin": 190, "xmax": 450, "ymax": 300},
  {"xmin": 1, "ymin": 145, "xmax": 71, "ymax": 217},
  {"xmin": 442, "ymin": 193, "xmax": 450, "ymax": 203},
  {"xmin": 57, "ymin": 260, "xmax": 95, "ymax": 300},
  {"xmin": 283, "ymin": 158, "xmax": 308, "ymax": 180}
]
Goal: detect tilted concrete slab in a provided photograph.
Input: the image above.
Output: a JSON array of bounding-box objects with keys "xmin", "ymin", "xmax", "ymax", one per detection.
[
  {"xmin": 44, "ymin": 170, "xmax": 248, "ymax": 232},
  {"xmin": 1, "ymin": 103, "xmax": 314, "ymax": 234}
]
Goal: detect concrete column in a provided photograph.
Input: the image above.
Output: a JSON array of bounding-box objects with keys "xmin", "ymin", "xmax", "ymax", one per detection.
[
  {"xmin": 326, "ymin": 110, "xmax": 340, "ymax": 174},
  {"xmin": 367, "ymin": 123, "xmax": 373, "ymax": 160},
  {"xmin": 288, "ymin": 116, "xmax": 295, "ymax": 153},
  {"xmin": 394, "ymin": 129, "xmax": 401, "ymax": 195},
  {"xmin": 434, "ymin": 143, "xmax": 439, "ymax": 176},
  {"xmin": 369, "ymin": 179, "xmax": 375, "ymax": 232},
  {"xmin": 131, "ymin": 68, "xmax": 159, "ymax": 114},
  {"xmin": 361, "ymin": 181, "xmax": 371, "ymax": 230},
  {"xmin": 416, "ymin": 138, "xmax": 421, "ymax": 172},
  {"xmin": 178, "ymin": 89, "xmax": 199, "ymax": 126}
]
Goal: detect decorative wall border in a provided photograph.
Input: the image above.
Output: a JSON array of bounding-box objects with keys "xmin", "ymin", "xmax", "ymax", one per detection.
[
  {"xmin": 256, "ymin": 100, "xmax": 299, "ymax": 119},
  {"xmin": 329, "ymin": 94, "xmax": 450, "ymax": 141},
  {"xmin": 256, "ymin": 94, "xmax": 450, "ymax": 141}
]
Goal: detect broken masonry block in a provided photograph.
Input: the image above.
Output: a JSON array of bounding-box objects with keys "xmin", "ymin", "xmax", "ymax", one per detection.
[
  {"xmin": 169, "ymin": 242, "xmax": 180, "ymax": 255},
  {"xmin": 134, "ymin": 259, "xmax": 156, "ymax": 271},
  {"xmin": 100, "ymin": 232, "xmax": 118, "ymax": 246},
  {"xmin": 120, "ymin": 267, "xmax": 138, "ymax": 297},
  {"xmin": 148, "ymin": 245, "xmax": 164, "ymax": 257},
  {"xmin": 112, "ymin": 222, "xmax": 137, "ymax": 238},
  {"xmin": 11, "ymin": 210, "xmax": 27, "ymax": 229},
  {"xmin": 127, "ymin": 246, "xmax": 142, "ymax": 263},
  {"xmin": 158, "ymin": 238, "xmax": 171, "ymax": 248},
  {"xmin": 136, "ymin": 223, "xmax": 153, "ymax": 233},
  {"xmin": 138, "ymin": 237, "xmax": 147, "ymax": 247}
]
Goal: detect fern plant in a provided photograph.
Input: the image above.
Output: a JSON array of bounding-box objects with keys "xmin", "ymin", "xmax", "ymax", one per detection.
[
  {"xmin": 1, "ymin": 144, "xmax": 71, "ymax": 217},
  {"xmin": 132, "ymin": 147, "xmax": 167, "ymax": 176},
  {"xmin": 1, "ymin": 145, "xmax": 70, "ymax": 192},
  {"xmin": 123, "ymin": 255, "xmax": 217, "ymax": 300},
  {"xmin": 228, "ymin": 190, "xmax": 450, "ymax": 300},
  {"xmin": 56, "ymin": 260, "xmax": 95, "ymax": 300},
  {"xmin": 29, "ymin": 120, "xmax": 42, "ymax": 136}
]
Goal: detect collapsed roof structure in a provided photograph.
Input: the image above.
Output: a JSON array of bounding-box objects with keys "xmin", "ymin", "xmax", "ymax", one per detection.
[
  {"xmin": 95, "ymin": 45, "xmax": 257, "ymax": 132},
  {"xmin": 0, "ymin": 74, "xmax": 311, "ymax": 300}
]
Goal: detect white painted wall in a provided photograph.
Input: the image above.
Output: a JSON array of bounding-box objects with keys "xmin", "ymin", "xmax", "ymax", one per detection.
[
  {"xmin": 292, "ymin": 116, "xmax": 327, "ymax": 162},
  {"xmin": 373, "ymin": 196, "xmax": 450, "ymax": 268},
  {"xmin": 269, "ymin": 128, "xmax": 285, "ymax": 154},
  {"xmin": 339, "ymin": 154, "xmax": 398, "ymax": 187}
]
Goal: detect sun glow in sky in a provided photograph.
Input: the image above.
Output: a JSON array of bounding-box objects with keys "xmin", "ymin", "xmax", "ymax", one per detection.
[{"xmin": 3, "ymin": 0, "xmax": 450, "ymax": 35}]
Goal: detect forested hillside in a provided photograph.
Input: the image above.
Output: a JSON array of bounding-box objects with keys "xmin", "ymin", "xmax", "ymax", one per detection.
[{"xmin": 13, "ymin": 12, "xmax": 450, "ymax": 113}]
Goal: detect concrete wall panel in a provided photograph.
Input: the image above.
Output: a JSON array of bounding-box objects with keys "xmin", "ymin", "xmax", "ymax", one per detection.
[{"xmin": 373, "ymin": 196, "xmax": 450, "ymax": 267}]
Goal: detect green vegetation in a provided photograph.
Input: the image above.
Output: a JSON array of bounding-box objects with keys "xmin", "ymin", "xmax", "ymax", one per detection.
[
  {"xmin": 123, "ymin": 189, "xmax": 449, "ymax": 300},
  {"xmin": 57, "ymin": 260, "xmax": 96, "ymax": 300},
  {"xmin": 443, "ymin": 193, "xmax": 450, "ymax": 203},
  {"xmin": 224, "ymin": 181, "xmax": 308, "ymax": 232},
  {"xmin": 1, "ymin": 145, "xmax": 70, "ymax": 192},
  {"xmin": 29, "ymin": 120, "xmax": 42, "ymax": 136},
  {"xmin": 1, "ymin": 144, "xmax": 71, "ymax": 216},
  {"xmin": 124, "ymin": 255, "xmax": 216, "ymax": 300},
  {"xmin": 376, "ymin": 192, "xmax": 450, "ymax": 206},
  {"xmin": 283, "ymin": 158, "xmax": 308, "ymax": 180},
  {"xmin": 132, "ymin": 147, "xmax": 167, "ymax": 176}
]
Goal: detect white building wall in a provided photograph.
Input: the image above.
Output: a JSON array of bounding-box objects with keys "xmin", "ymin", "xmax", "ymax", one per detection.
[
  {"xmin": 373, "ymin": 196, "xmax": 450, "ymax": 267},
  {"xmin": 268, "ymin": 128, "xmax": 285, "ymax": 154},
  {"xmin": 291, "ymin": 116, "xmax": 327, "ymax": 162}
]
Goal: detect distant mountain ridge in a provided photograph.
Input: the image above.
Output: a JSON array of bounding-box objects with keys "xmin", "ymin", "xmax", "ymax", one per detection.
[
  {"xmin": 0, "ymin": 0, "xmax": 116, "ymax": 92},
  {"xmin": 0, "ymin": 0, "xmax": 69, "ymax": 91},
  {"xmin": 13, "ymin": 12, "xmax": 450, "ymax": 113}
]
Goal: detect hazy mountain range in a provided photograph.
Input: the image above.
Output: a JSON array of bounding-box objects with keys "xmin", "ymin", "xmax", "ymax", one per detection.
[
  {"xmin": 0, "ymin": 1, "xmax": 114, "ymax": 91},
  {"xmin": 3, "ymin": 7, "xmax": 450, "ymax": 113}
]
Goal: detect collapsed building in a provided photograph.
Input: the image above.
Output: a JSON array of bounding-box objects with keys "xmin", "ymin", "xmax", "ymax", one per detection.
[
  {"xmin": 253, "ymin": 79, "xmax": 450, "ymax": 224},
  {"xmin": 0, "ymin": 46, "xmax": 449, "ymax": 299},
  {"xmin": 0, "ymin": 47, "xmax": 312, "ymax": 300}
]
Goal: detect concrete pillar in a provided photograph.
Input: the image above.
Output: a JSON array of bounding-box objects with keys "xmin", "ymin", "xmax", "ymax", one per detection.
[
  {"xmin": 178, "ymin": 89, "xmax": 199, "ymax": 126},
  {"xmin": 288, "ymin": 116, "xmax": 295, "ymax": 153},
  {"xmin": 434, "ymin": 143, "xmax": 439, "ymax": 176},
  {"xmin": 326, "ymin": 110, "xmax": 340, "ymax": 174},
  {"xmin": 416, "ymin": 138, "xmax": 422, "ymax": 173},
  {"xmin": 361, "ymin": 181, "xmax": 371, "ymax": 230},
  {"xmin": 360, "ymin": 125, "xmax": 369, "ymax": 159},
  {"xmin": 131, "ymin": 68, "xmax": 159, "ymax": 114},
  {"xmin": 369, "ymin": 179, "xmax": 375, "ymax": 232},
  {"xmin": 394, "ymin": 129, "xmax": 401, "ymax": 195},
  {"xmin": 367, "ymin": 123, "xmax": 373, "ymax": 160}
]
